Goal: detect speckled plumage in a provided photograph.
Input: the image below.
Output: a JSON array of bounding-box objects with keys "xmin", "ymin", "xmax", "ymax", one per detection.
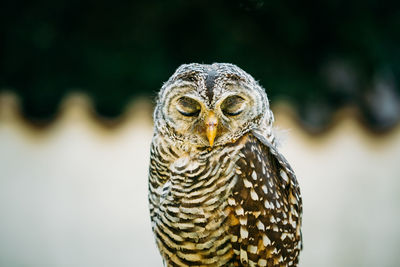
[{"xmin": 148, "ymin": 63, "xmax": 302, "ymax": 266}]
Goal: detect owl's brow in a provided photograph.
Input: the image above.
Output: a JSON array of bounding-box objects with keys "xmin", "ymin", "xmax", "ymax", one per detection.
[
  {"xmin": 174, "ymin": 71, "xmax": 200, "ymax": 83},
  {"xmin": 222, "ymin": 73, "xmax": 245, "ymax": 82}
]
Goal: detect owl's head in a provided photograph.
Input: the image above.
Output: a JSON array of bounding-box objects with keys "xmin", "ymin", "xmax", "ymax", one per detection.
[{"xmin": 154, "ymin": 63, "xmax": 274, "ymax": 148}]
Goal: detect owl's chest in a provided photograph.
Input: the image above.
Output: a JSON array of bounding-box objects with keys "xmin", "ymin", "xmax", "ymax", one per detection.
[
  {"xmin": 159, "ymin": 146, "xmax": 242, "ymax": 217},
  {"xmin": 164, "ymin": 146, "xmax": 241, "ymax": 203},
  {"xmin": 154, "ymin": 148, "xmax": 242, "ymax": 265}
]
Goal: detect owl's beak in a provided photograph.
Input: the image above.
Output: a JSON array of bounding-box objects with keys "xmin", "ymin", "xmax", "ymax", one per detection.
[{"xmin": 205, "ymin": 112, "xmax": 218, "ymax": 147}]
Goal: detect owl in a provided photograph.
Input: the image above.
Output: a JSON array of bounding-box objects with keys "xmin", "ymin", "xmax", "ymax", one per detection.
[{"xmin": 148, "ymin": 63, "xmax": 302, "ymax": 267}]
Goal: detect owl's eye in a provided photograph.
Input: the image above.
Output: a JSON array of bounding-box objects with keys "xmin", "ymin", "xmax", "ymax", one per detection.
[
  {"xmin": 221, "ymin": 95, "xmax": 245, "ymax": 116},
  {"xmin": 176, "ymin": 97, "xmax": 201, "ymax": 117}
]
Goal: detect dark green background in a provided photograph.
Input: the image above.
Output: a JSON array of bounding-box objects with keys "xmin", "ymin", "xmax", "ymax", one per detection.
[{"xmin": 1, "ymin": 0, "xmax": 399, "ymax": 131}]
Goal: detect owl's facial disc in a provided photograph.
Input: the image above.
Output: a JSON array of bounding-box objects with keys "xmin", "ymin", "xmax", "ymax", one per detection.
[
  {"xmin": 163, "ymin": 85, "xmax": 262, "ymax": 148},
  {"xmin": 160, "ymin": 71, "xmax": 266, "ymax": 148}
]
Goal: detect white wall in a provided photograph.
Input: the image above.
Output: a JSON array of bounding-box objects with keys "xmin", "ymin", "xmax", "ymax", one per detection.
[{"xmin": 1, "ymin": 94, "xmax": 399, "ymax": 267}]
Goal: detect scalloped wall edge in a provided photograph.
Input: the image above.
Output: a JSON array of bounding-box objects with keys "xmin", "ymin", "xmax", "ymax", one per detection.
[{"xmin": 1, "ymin": 92, "xmax": 399, "ymax": 142}]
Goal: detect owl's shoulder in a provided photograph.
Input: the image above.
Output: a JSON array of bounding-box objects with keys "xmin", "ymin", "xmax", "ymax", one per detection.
[{"xmin": 227, "ymin": 132, "xmax": 302, "ymax": 265}]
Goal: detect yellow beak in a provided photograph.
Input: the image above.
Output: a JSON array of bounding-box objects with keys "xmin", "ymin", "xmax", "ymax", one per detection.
[{"xmin": 205, "ymin": 112, "xmax": 218, "ymax": 147}]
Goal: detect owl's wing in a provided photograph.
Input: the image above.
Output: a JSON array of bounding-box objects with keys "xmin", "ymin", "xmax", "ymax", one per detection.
[{"xmin": 228, "ymin": 131, "xmax": 302, "ymax": 266}]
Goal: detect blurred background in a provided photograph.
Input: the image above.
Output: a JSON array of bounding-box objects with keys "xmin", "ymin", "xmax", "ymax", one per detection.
[{"xmin": 1, "ymin": 0, "xmax": 400, "ymax": 266}]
